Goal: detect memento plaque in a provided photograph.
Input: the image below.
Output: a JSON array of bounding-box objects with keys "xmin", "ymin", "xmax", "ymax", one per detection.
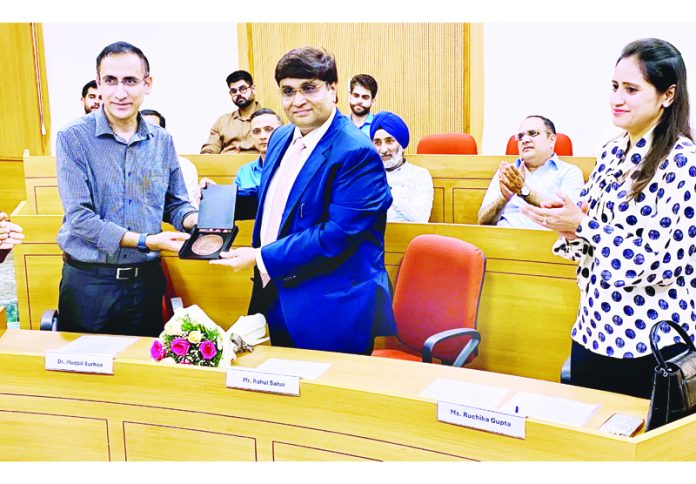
[{"xmin": 191, "ymin": 234, "xmax": 224, "ymax": 255}]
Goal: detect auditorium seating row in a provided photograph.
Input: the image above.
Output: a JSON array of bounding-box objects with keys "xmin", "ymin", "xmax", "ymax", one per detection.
[
  {"xmin": 416, "ymin": 133, "xmax": 574, "ymax": 156},
  {"xmin": 19, "ymin": 151, "xmax": 595, "ymax": 224}
]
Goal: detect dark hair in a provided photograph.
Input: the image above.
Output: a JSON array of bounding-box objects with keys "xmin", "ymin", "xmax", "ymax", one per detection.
[
  {"xmin": 274, "ymin": 47, "xmax": 338, "ymax": 85},
  {"xmin": 81, "ymin": 80, "xmax": 98, "ymax": 98},
  {"xmin": 250, "ymin": 108, "xmax": 281, "ymax": 123},
  {"xmin": 96, "ymin": 41, "xmax": 150, "ymax": 77},
  {"xmin": 525, "ymin": 115, "xmax": 556, "ymax": 134},
  {"xmin": 226, "ymin": 70, "xmax": 253, "ymax": 86},
  {"xmin": 141, "ymin": 109, "xmax": 165, "ymax": 128},
  {"xmin": 350, "ymin": 74, "xmax": 378, "ymax": 98},
  {"xmin": 618, "ymin": 38, "xmax": 692, "ymax": 200}
]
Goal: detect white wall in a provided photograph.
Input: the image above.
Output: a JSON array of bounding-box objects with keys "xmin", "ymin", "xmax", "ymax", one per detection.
[
  {"xmin": 483, "ymin": 24, "xmax": 696, "ymax": 156},
  {"xmin": 42, "ymin": 23, "xmax": 696, "ymax": 158},
  {"xmin": 43, "ymin": 23, "xmax": 238, "ymax": 154}
]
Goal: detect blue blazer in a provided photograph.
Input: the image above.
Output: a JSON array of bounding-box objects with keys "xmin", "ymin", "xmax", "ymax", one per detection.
[{"xmin": 241, "ymin": 111, "xmax": 396, "ymax": 354}]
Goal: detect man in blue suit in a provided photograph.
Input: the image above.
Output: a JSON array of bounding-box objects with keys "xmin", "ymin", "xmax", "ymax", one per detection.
[{"xmin": 211, "ymin": 47, "xmax": 396, "ymax": 355}]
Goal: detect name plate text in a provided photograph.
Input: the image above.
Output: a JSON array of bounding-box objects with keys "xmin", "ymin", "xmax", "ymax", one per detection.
[
  {"xmin": 226, "ymin": 368, "xmax": 300, "ymax": 396},
  {"xmin": 45, "ymin": 352, "xmax": 114, "ymax": 375},
  {"xmin": 437, "ymin": 401, "xmax": 526, "ymax": 439}
]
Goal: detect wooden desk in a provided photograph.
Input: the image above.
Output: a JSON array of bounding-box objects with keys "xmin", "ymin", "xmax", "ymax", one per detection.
[
  {"xmin": 11, "ymin": 200, "xmax": 579, "ymax": 382},
  {"xmin": 1, "ymin": 329, "xmax": 692, "ymax": 461}
]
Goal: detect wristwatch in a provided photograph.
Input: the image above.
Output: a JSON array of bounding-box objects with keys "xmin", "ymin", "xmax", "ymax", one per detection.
[
  {"xmin": 137, "ymin": 233, "xmax": 151, "ymax": 253},
  {"xmin": 519, "ymin": 185, "xmax": 530, "ymax": 198}
]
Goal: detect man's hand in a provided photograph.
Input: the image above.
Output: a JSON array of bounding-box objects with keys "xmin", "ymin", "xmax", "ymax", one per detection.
[
  {"xmin": 193, "ymin": 177, "xmax": 218, "ymax": 207},
  {"xmin": 209, "ymin": 247, "xmax": 257, "ymax": 271},
  {"xmin": 0, "ymin": 213, "xmax": 24, "ymax": 250},
  {"xmin": 497, "ymin": 162, "xmax": 515, "ymax": 201},
  {"xmin": 146, "ymin": 232, "xmax": 191, "ymax": 253},
  {"xmin": 183, "ymin": 211, "xmax": 199, "ymax": 231},
  {"xmin": 499, "ymin": 161, "xmax": 526, "ymax": 196}
]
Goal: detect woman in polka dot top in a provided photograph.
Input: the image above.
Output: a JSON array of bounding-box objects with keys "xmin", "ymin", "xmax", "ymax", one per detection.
[{"xmin": 521, "ymin": 38, "xmax": 696, "ymax": 398}]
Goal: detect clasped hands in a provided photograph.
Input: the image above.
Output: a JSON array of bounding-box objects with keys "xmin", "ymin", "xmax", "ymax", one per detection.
[
  {"xmin": 0, "ymin": 212, "xmax": 24, "ymax": 250},
  {"xmin": 519, "ymin": 192, "xmax": 589, "ymax": 239},
  {"xmin": 498, "ymin": 161, "xmax": 526, "ymax": 200}
]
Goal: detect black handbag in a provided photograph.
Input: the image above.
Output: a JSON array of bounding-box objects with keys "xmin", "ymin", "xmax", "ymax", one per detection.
[{"xmin": 646, "ymin": 320, "xmax": 696, "ymax": 431}]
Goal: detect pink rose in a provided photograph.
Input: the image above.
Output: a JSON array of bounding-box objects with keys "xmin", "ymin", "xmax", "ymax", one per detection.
[
  {"xmin": 170, "ymin": 338, "xmax": 190, "ymax": 356},
  {"xmin": 150, "ymin": 340, "xmax": 165, "ymax": 361},
  {"xmin": 200, "ymin": 340, "xmax": 218, "ymax": 360}
]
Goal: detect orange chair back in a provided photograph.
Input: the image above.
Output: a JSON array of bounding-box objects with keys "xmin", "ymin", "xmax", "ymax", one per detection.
[
  {"xmin": 392, "ymin": 234, "xmax": 486, "ymax": 363},
  {"xmin": 416, "ymin": 133, "xmax": 478, "ymax": 155},
  {"xmin": 505, "ymin": 133, "xmax": 573, "ymax": 156}
]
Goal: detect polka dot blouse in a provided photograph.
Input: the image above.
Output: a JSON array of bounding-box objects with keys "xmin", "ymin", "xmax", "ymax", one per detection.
[{"xmin": 554, "ymin": 132, "xmax": 696, "ymax": 358}]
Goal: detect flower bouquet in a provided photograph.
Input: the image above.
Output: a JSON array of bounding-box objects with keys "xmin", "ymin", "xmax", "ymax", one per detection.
[{"xmin": 150, "ymin": 305, "xmax": 269, "ymax": 367}]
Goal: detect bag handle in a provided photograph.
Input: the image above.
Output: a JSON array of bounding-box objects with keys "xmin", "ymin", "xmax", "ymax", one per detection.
[{"xmin": 650, "ymin": 320, "xmax": 696, "ymax": 369}]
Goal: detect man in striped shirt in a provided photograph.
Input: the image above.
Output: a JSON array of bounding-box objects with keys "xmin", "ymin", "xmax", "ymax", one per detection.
[{"xmin": 56, "ymin": 41, "xmax": 198, "ymax": 337}]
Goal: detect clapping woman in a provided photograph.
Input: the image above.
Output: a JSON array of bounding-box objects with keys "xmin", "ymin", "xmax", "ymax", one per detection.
[{"xmin": 521, "ymin": 38, "xmax": 696, "ymax": 397}]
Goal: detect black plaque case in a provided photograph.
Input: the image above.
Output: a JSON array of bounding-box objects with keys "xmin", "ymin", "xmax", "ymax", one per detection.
[{"xmin": 179, "ymin": 184, "xmax": 239, "ymax": 260}]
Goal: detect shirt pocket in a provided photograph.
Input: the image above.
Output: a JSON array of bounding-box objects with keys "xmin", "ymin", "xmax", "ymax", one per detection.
[{"xmin": 140, "ymin": 169, "xmax": 169, "ymax": 207}]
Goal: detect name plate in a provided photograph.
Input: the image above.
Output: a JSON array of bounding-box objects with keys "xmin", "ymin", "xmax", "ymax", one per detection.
[
  {"xmin": 437, "ymin": 402, "xmax": 526, "ymax": 439},
  {"xmin": 45, "ymin": 352, "xmax": 114, "ymax": 375},
  {"xmin": 226, "ymin": 368, "xmax": 300, "ymax": 396}
]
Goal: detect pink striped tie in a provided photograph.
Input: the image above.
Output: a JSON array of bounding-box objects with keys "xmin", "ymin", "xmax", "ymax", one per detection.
[{"xmin": 259, "ymin": 137, "xmax": 306, "ymax": 286}]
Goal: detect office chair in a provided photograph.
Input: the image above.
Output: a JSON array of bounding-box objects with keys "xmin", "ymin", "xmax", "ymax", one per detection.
[
  {"xmin": 416, "ymin": 133, "xmax": 478, "ymax": 155},
  {"xmin": 505, "ymin": 133, "xmax": 574, "ymax": 157},
  {"xmin": 372, "ymin": 234, "xmax": 486, "ymax": 367}
]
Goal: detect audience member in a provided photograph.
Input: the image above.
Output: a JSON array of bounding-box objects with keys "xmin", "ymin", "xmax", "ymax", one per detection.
[
  {"xmin": 211, "ymin": 47, "xmax": 396, "ymax": 355},
  {"xmin": 141, "ymin": 109, "xmax": 200, "ymax": 207},
  {"xmin": 522, "ymin": 38, "xmax": 696, "ymax": 398},
  {"xmin": 235, "ymin": 108, "xmax": 282, "ymax": 190},
  {"xmin": 370, "ymin": 112, "xmax": 433, "ymax": 223},
  {"xmin": 200, "ymin": 70, "xmax": 261, "ymax": 154},
  {"xmin": 348, "ymin": 74, "xmax": 378, "ymax": 136},
  {"xmin": 478, "ymin": 115, "xmax": 584, "ymax": 228},
  {"xmin": 56, "ymin": 41, "xmax": 198, "ymax": 337},
  {"xmin": 81, "ymin": 80, "xmax": 101, "ymax": 114}
]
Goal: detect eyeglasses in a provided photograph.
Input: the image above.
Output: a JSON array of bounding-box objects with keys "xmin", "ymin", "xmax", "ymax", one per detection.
[
  {"xmin": 251, "ymin": 126, "xmax": 276, "ymax": 136},
  {"xmin": 514, "ymin": 129, "xmax": 550, "ymax": 141},
  {"xmin": 229, "ymin": 85, "xmax": 251, "ymax": 95},
  {"xmin": 279, "ymin": 81, "xmax": 327, "ymax": 100},
  {"xmin": 100, "ymin": 76, "xmax": 148, "ymax": 88}
]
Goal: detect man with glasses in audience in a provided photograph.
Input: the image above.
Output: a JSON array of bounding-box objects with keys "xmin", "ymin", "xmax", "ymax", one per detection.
[
  {"xmin": 211, "ymin": 47, "xmax": 396, "ymax": 356},
  {"xmin": 478, "ymin": 115, "xmax": 583, "ymax": 229},
  {"xmin": 234, "ymin": 108, "xmax": 283, "ymax": 190},
  {"xmin": 81, "ymin": 80, "xmax": 101, "ymax": 114},
  {"xmin": 201, "ymin": 70, "xmax": 262, "ymax": 154},
  {"xmin": 56, "ymin": 41, "xmax": 198, "ymax": 337},
  {"xmin": 348, "ymin": 74, "xmax": 378, "ymax": 137}
]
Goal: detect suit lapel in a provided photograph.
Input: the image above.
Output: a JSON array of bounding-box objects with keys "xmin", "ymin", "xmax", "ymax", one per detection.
[{"xmin": 254, "ymin": 127, "xmax": 294, "ymax": 245}]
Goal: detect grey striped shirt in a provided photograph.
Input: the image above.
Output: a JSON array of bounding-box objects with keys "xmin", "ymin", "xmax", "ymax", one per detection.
[{"xmin": 56, "ymin": 108, "xmax": 196, "ymax": 264}]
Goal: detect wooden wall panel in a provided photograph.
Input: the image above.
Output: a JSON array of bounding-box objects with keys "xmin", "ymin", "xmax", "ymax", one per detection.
[
  {"xmin": 0, "ymin": 23, "xmax": 50, "ymax": 214},
  {"xmin": 123, "ymin": 422, "xmax": 257, "ymax": 461},
  {"xmin": 246, "ymin": 23, "xmax": 470, "ymax": 153},
  {"xmin": 0, "ymin": 410, "xmax": 110, "ymax": 461}
]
